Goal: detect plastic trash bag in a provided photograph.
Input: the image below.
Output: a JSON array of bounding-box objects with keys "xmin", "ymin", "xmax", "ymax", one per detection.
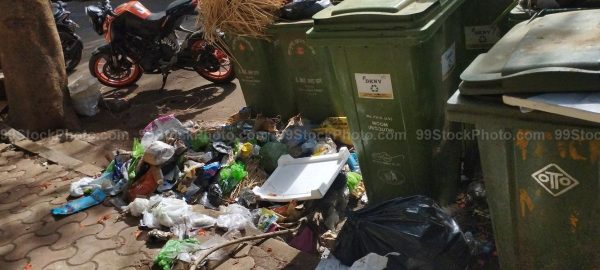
[
  {"xmin": 346, "ymin": 172, "xmax": 362, "ymax": 192},
  {"xmin": 69, "ymin": 76, "xmax": 102, "ymax": 116},
  {"xmin": 126, "ymin": 198, "xmax": 149, "ymax": 217},
  {"xmin": 70, "ymin": 172, "xmax": 121, "ymax": 197},
  {"xmin": 141, "ymin": 115, "xmax": 191, "ymax": 148},
  {"xmin": 134, "ymin": 195, "xmax": 193, "ymax": 229},
  {"xmin": 155, "ymin": 238, "xmax": 201, "ymax": 270},
  {"xmin": 259, "ymin": 142, "xmax": 288, "ymax": 173},
  {"xmin": 128, "ymin": 138, "xmax": 145, "ymax": 180},
  {"xmin": 280, "ymin": 0, "xmax": 332, "ymax": 20},
  {"xmin": 187, "ymin": 213, "xmax": 217, "ymax": 228},
  {"xmin": 216, "ymin": 204, "xmax": 255, "ymax": 231},
  {"xmin": 218, "ymin": 162, "xmax": 248, "ymax": 195},
  {"xmin": 70, "ymin": 177, "xmax": 101, "ymax": 197},
  {"xmin": 142, "ymin": 211, "xmax": 161, "ymax": 229},
  {"xmin": 143, "ymin": 141, "xmax": 175, "ymax": 166},
  {"xmin": 191, "ymin": 131, "xmax": 210, "ymax": 151},
  {"xmin": 127, "ymin": 167, "xmax": 161, "ymax": 200},
  {"xmin": 153, "ymin": 197, "xmax": 192, "ymax": 228},
  {"xmin": 333, "ymin": 196, "xmax": 471, "ymax": 269}
]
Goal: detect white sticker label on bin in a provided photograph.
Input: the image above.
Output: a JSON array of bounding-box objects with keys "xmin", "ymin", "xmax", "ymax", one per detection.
[
  {"xmin": 464, "ymin": 25, "xmax": 502, "ymax": 50},
  {"xmin": 354, "ymin": 73, "xmax": 394, "ymax": 99},
  {"xmin": 441, "ymin": 43, "xmax": 456, "ymax": 81},
  {"xmin": 531, "ymin": 163, "xmax": 579, "ymax": 197}
]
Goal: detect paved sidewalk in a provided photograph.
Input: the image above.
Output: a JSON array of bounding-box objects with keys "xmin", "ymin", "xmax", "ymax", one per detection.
[{"xmin": 0, "ymin": 146, "xmax": 159, "ymax": 270}]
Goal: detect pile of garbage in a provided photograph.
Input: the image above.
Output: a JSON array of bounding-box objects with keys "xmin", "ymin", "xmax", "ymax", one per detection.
[
  {"xmin": 50, "ymin": 108, "xmax": 374, "ymax": 268},
  {"xmin": 49, "ymin": 107, "xmax": 477, "ymax": 269}
]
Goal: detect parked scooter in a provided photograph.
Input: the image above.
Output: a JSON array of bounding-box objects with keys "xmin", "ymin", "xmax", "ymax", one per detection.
[{"xmin": 52, "ymin": 0, "xmax": 83, "ymax": 72}]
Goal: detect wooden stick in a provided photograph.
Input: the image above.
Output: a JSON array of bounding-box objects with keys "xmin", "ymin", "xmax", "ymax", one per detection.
[{"xmin": 189, "ymin": 226, "xmax": 300, "ymax": 270}]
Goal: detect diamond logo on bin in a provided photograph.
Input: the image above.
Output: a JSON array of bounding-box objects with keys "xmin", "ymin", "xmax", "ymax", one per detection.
[{"xmin": 531, "ymin": 164, "xmax": 579, "ymax": 197}]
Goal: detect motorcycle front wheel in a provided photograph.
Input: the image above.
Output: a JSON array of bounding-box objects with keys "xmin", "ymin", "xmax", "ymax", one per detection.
[
  {"xmin": 89, "ymin": 52, "xmax": 142, "ymax": 88},
  {"xmin": 191, "ymin": 40, "xmax": 235, "ymax": 84},
  {"xmin": 58, "ymin": 31, "xmax": 83, "ymax": 73}
]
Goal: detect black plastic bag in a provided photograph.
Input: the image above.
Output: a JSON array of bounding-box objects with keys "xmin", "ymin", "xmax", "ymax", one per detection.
[
  {"xmin": 333, "ymin": 196, "xmax": 471, "ymax": 270},
  {"xmin": 280, "ymin": 0, "xmax": 332, "ymax": 21}
]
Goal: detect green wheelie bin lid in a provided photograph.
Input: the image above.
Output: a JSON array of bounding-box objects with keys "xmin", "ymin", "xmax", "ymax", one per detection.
[
  {"xmin": 309, "ymin": 0, "xmax": 462, "ymax": 44},
  {"xmin": 460, "ymin": 9, "xmax": 600, "ymax": 95}
]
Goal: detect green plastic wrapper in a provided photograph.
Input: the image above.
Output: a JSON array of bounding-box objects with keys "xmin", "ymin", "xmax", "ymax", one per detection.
[
  {"xmin": 219, "ymin": 162, "xmax": 248, "ymax": 195},
  {"xmin": 128, "ymin": 138, "xmax": 144, "ymax": 181},
  {"xmin": 346, "ymin": 172, "xmax": 363, "ymax": 192},
  {"xmin": 155, "ymin": 238, "xmax": 200, "ymax": 270},
  {"xmin": 191, "ymin": 132, "xmax": 210, "ymax": 152}
]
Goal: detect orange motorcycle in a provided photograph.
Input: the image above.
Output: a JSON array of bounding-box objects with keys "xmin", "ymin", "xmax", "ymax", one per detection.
[{"xmin": 85, "ymin": 0, "xmax": 234, "ymax": 88}]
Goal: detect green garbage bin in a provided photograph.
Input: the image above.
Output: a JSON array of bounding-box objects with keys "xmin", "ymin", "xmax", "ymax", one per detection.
[
  {"xmin": 226, "ymin": 36, "xmax": 296, "ymax": 119},
  {"xmin": 308, "ymin": 0, "xmax": 465, "ymax": 204},
  {"xmin": 461, "ymin": 0, "xmax": 515, "ymax": 65},
  {"xmin": 448, "ymin": 10, "xmax": 600, "ymax": 269},
  {"xmin": 269, "ymin": 21, "xmax": 344, "ymax": 123},
  {"xmin": 447, "ymin": 92, "xmax": 600, "ymax": 269}
]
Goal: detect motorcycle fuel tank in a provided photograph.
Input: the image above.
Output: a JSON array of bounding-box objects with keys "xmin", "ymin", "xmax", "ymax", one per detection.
[{"xmin": 113, "ymin": 1, "xmax": 151, "ymax": 19}]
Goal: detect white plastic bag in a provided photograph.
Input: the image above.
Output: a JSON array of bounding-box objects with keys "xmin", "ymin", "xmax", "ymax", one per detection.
[
  {"xmin": 141, "ymin": 115, "xmax": 191, "ymax": 148},
  {"xmin": 70, "ymin": 177, "xmax": 99, "ymax": 197},
  {"xmin": 69, "ymin": 173, "xmax": 112, "ymax": 197},
  {"xmin": 143, "ymin": 141, "xmax": 175, "ymax": 166},
  {"xmin": 187, "ymin": 213, "xmax": 216, "ymax": 229},
  {"xmin": 153, "ymin": 197, "xmax": 192, "ymax": 228},
  {"xmin": 141, "ymin": 211, "xmax": 161, "ymax": 228},
  {"xmin": 125, "ymin": 198, "xmax": 149, "ymax": 217},
  {"xmin": 69, "ymin": 76, "xmax": 102, "ymax": 116},
  {"xmin": 216, "ymin": 204, "xmax": 255, "ymax": 231}
]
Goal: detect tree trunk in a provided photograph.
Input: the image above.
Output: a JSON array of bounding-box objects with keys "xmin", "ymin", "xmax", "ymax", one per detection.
[{"xmin": 0, "ymin": 0, "xmax": 79, "ymax": 132}]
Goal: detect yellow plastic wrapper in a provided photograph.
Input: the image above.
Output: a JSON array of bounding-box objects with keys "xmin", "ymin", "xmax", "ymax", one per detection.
[
  {"xmin": 312, "ymin": 117, "xmax": 353, "ymax": 146},
  {"xmin": 240, "ymin": 142, "xmax": 254, "ymax": 159}
]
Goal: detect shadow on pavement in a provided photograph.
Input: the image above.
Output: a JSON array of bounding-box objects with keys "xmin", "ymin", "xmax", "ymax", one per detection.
[{"xmin": 78, "ymin": 82, "xmax": 237, "ymax": 145}]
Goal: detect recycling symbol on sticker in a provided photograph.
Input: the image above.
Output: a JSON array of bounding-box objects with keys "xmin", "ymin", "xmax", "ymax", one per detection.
[{"xmin": 370, "ymin": 85, "xmax": 379, "ymax": 92}]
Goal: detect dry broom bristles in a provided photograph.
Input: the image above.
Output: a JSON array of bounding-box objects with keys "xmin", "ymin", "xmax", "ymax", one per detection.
[{"xmin": 197, "ymin": 0, "xmax": 286, "ymax": 44}]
